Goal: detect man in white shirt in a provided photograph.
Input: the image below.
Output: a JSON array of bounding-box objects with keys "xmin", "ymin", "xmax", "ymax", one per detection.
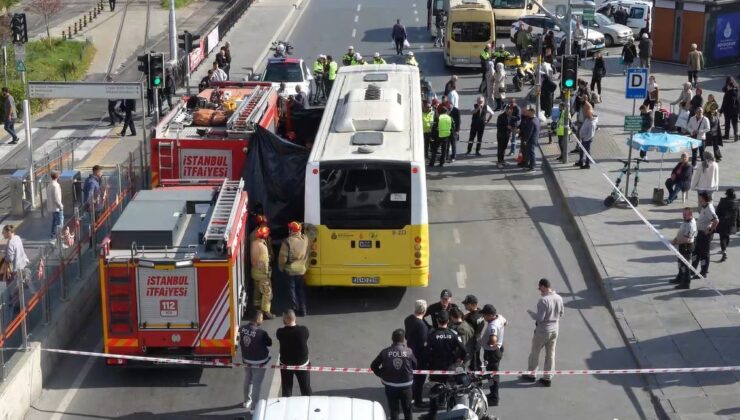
[
  {"xmin": 687, "ymin": 107, "xmax": 709, "ymax": 166},
  {"xmin": 210, "ymin": 61, "xmax": 228, "ymax": 82},
  {"xmin": 2, "ymin": 224, "xmax": 30, "ymax": 312},
  {"xmin": 447, "ymin": 83, "xmax": 459, "ymax": 110},
  {"xmin": 480, "ymin": 304, "xmax": 506, "ymax": 406},
  {"xmin": 47, "ymin": 171, "xmax": 64, "ymax": 240}
]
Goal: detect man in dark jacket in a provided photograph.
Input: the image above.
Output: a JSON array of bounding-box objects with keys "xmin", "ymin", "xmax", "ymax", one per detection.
[
  {"xmin": 424, "ymin": 289, "xmax": 459, "ymax": 330},
  {"xmin": 120, "ymin": 98, "xmax": 136, "ymax": 136},
  {"xmin": 107, "ymin": 99, "xmax": 123, "ymax": 126},
  {"xmin": 239, "ymin": 309, "xmax": 272, "ymax": 413},
  {"xmin": 519, "ymin": 107, "xmax": 540, "ymax": 172},
  {"xmin": 638, "ymin": 33, "xmax": 653, "ymax": 69},
  {"xmin": 371, "ymin": 329, "xmax": 417, "ymax": 420},
  {"xmin": 450, "ymin": 307, "xmax": 475, "ymax": 368},
  {"xmin": 276, "ymin": 310, "xmax": 312, "ymax": 397},
  {"xmin": 497, "ymin": 106, "xmax": 513, "ymax": 168},
  {"xmin": 404, "ymin": 300, "xmax": 429, "ymax": 408},
  {"xmin": 462, "ymin": 294, "xmax": 486, "ymax": 370},
  {"xmin": 467, "ymin": 96, "xmax": 492, "ymax": 156},
  {"xmin": 392, "ymin": 19, "xmax": 408, "ymax": 55},
  {"xmin": 664, "ymin": 153, "xmax": 693, "ymax": 204},
  {"xmin": 422, "ymin": 310, "xmax": 466, "ymax": 419},
  {"xmin": 716, "ymin": 188, "xmax": 740, "ymax": 262}
]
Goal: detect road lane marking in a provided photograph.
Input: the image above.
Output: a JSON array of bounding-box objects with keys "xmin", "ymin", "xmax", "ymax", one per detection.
[
  {"xmin": 412, "ymin": 3, "xmax": 416, "ymax": 6},
  {"xmin": 354, "ymin": 15, "xmax": 358, "ymax": 22},
  {"xmin": 49, "ymin": 340, "xmax": 103, "ymax": 420},
  {"xmin": 431, "ymin": 184, "xmax": 546, "ymax": 192},
  {"xmin": 357, "ymin": 3, "xmax": 361, "ymax": 11},
  {"xmin": 32, "ymin": 129, "xmax": 76, "ymax": 160},
  {"xmin": 416, "ymin": 17, "xmax": 420, "ymax": 22},
  {"xmin": 73, "ymin": 128, "xmax": 111, "ymax": 163},
  {"xmin": 456, "ymin": 264, "xmax": 467, "ymax": 289},
  {"xmin": 352, "ymin": 28, "xmax": 356, "ymax": 38},
  {"xmin": 453, "ymin": 228, "xmax": 461, "ymax": 244},
  {"xmin": 414, "ymin": 9, "xmax": 418, "ymax": 14},
  {"xmin": 0, "ymin": 128, "xmax": 40, "ymax": 161}
]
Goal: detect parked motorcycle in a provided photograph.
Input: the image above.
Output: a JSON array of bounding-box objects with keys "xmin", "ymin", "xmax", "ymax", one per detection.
[
  {"xmin": 271, "ymin": 40, "xmax": 294, "ymax": 58},
  {"xmin": 420, "ymin": 371, "xmax": 497, "ymax": 420}
]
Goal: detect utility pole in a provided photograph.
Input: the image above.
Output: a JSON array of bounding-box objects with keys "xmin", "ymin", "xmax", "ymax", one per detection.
[{"xmin": 168, "ymin": 0, "xmax": 178, "ymax": 62}]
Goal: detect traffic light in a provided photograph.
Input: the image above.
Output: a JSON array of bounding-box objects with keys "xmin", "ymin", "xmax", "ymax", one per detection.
[
  {"xmin": 561, "ymin": 54, "xmax": 578, "ymax": 90},
  {"xmin": 11, "ymin": 13, "xmax": 28, "ymax": 44},
  {"xmin": 148, "ymin": 52, "xmax": 165, "ymax": 89},
  {"xmin": 137, "ymin": 53, "xmax": 150, "ymax": 74},
  {"xmin": 178, "ymin": 31, "xmax": 200, "ymax": 54}
]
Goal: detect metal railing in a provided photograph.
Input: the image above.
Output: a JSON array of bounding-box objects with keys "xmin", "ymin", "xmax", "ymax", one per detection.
[{"xmin": 0, "ymin": 143, "xmax": 146, "ymax": 381}]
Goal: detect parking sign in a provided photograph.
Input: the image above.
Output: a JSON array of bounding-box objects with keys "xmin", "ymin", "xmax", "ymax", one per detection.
[{"xmin": 625, "ymin": 68, "xmax": 648, "ymax": 99}]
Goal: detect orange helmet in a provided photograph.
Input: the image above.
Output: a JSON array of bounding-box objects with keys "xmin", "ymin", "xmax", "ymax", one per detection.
[
  {"xmin": 255, "ymin": 215, "xmax": 268, "ymax": 226},
  {"xmin": 288, "ymin": 221, "xmax": 302, "ymax": 233},
  {"xmin": 255, "ymin": 226, "xmax": 270, "ymax": 239}
]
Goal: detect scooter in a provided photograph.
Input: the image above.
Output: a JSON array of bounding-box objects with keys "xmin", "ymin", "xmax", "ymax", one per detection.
[
  {"xmin": 604, "ymin": 158, "xmax": 646, "ymax": 208},
  {"xmin": 271, "ymin": 40, "xmax": 293, "ymax": 58},
  {"xmin": 420, "ymin": 371, "xmax": 496, "ymax": 420},
  {"xmin": 512, "ymin": 60, "xmax": 536, "ymax": 91}
]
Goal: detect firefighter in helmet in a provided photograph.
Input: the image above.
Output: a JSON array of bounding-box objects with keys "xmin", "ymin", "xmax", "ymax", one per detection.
[
  {"xmin": 278, "ymin": 221, "xmax": 310, "ymax": 316},
  {"xmin": 251, "ymin": 226, "xmax": 275, "ymax": 319},
  {"xmin": 249, "ymin": 214, "xmax": 273, "ymax": 257}
]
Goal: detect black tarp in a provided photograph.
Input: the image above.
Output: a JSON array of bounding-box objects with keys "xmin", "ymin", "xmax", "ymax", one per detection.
[
  {"xmin": 278, "ymin": 107, "xmax": 325, "ymax": 148},
  {"xmin": 244, "ymin": 125, "xmax": 310, "ymax": 240}
]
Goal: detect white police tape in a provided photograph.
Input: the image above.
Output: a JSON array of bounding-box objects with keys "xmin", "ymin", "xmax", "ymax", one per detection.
[{"xmin": 40, "ymin": 348, "xmax": 740, "ymax": 376}]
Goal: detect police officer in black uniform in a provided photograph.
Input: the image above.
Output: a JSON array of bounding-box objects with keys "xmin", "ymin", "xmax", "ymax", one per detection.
[
  {"xmin": 422, "ymin": 310, "xmax": 466, "ymax": 419},
  {"xmin": 462, "ymin": 294, "xmax": 486, "ymax": 370},
  {"xmin": 424, "ymin": 289, "xmax": 459, "ymax": 330},
  {"xmin": 371, "ymin": 329, "xmax": 417, "ymax": 420}
]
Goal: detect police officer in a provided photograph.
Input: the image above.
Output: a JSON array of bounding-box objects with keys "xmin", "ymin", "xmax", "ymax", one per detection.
[
  {"xmin": 421, "ymin": 100, "xmax": 437, "ymax": 162},
  {"xmin": 462, "ymin": 294, "xmax": 486, "ymax": 370},
  {"xmin": 480, "ymin": 304, "xmax": 506, "ymax": 406},
  {"xmin": 278, "ymin": 221, "xmax": 309, "ymax": 316},
  {"xmin": 404, "ymin": 51, "xmax": 418, "ymax": 67},
  {"xmin": 325, "ymin": 55, "xmax": 338, "ymax": 94},
  {"xmin": 372, "ymin": 52, "xmax": 387, "ymax": 64},
  {"xmin": 250, "ymin": 226, "xmax": 275, "ymax": 319},
  {"xmin": 449, "ymin": 307, "xmax": 474, "ymax": 368},
  {"xmin": 312, "ymin": 55, "xmax": 326, "ymax": 103},
  {"xmin": 239, "ymin": 308, "xmax": 272, "ymax": 414},
  {"xmin": 429, "ymin": 108, "xmax": 454, "ymax": 168},
  {"xmin": 424, "ymin": 289, "xmax": 459, "ymax": 330},
  {"xmin": 404, "ymin": 299, "xmax": 429, "ymax": 409},
  {"xmin": 353, "ymin": 53, "xmax": 367, "ymax": 65},
  {"xmin": 120, "ymin": 98, "xmax": 137, "ymax": 136},
  {"xmin": 371, "ymin": 328, "xmax": 417, "ymax": 420},
  {"xmin": 342, "ymin": 46, "xmax": 355, "ymax": 66},
  {"xmin": 479, "ymin": 44, "xmax": 492, "ymax": 81},
  {"xmin": 492, "ymin": 44, "xmax": 512, "ymax": 65},
  {"xmin": 423, "ymin": 310, "xmax": 466, "ymax": 418},
  {"xmin": 670, "ymin": 207, "xmax": 697, "ymax": 287}
]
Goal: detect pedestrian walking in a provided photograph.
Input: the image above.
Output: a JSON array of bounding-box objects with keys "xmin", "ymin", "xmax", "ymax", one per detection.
[
  {"xmin": 239, "ymin": 308, "xmax": 272, "ymax": 414},
  {"xmin": 638, "ymin": 33, "xmax": 652, "ymax": 69},
  {"xmin": 575, "ymin": 102, "xmax": 596, "ymax": 169},
  {"xmin": 480, "ymin": 304, "xmax": 506, "ymax": 406},
  {"xmin": 404, "ymin": 299, "xmax": 429, "ymax": 409},
  {"xmin": 669, "ymin": 207, "xmax": 697, "ymax": 287},
  {"xmin": 82, "ymin": 165, "xmax": 103, "ymax": 214},
  {"xmin": 688, "ymin": 192, "xmax": 718, "ymax": 284},
  {"xmin": 371, "ymin": 328, "xmax": 417, "ymax": 420},
  {"xmin": 705, "ymin": 108, "xmax": 723, "ymax": 162},
  {"xmin": 392, "ymin": 19, "xmax": 408, "ymax": 55},
  {"xmin": 107, "ymin": 99, "xmax": 123, "ymax": 126},
  {"xmin": 461, "ymin": 295, "xmax": 485, "ymax": 371},
  {"xmin": 687, "ymin": 108, "xmax": 710, "ymax": 166},
  {"xmin": 508, "ymin": 98, "xmax": 521, "ymax": 156},
  {"xmin": 2, "ymin": 87, "xmax": 19, "ymax": 145},
  {"xmin": 719, "ymin": 76, "xmax": 739, "ymax": 141},
  {"xmin": 250, "ymin": 226, "xmax": 275, "ymax": 319},
  {"xmin": 429, "ymin": 107, "xmax": 454, "ymax": 168},
  {"xmin": 590, "ymin": 51, "xmax": 606, "ymax": 96},
  {"xmin": 520, "ymin": 278, "xmax": 564, "ymax": 387},
  {"xmin": 492, "ymin": 63, "xmax": 506, "ymax": 111},
  {"xmin": 621, "ymin": 38, "xmax": 637, "ymax": 74},
  {"xmin": 687, "ymin": 43, "xmax": 704, "ymax": 88},
  {"xmin": 162, "ymin": 69, "xmax": 175, "ymax": 111},
  {"xmin": 690, "ymin": 151, "xmax": 719, "ymax": 200},
  {"xmin": 664, "ymin": 153, "xmax": 693, "ymax": 204},
  {"xmin": 467, "ymin": 96, "xmax": 492, "ymax": 156},
  {"xmin": 2, "ymin": 224, "xmax": 30, "ymax": 314},
  {"xmin": 278, "ymin": 221, "xmax": 309, "ymax": 316},
  {"xmin": 519, "ymin": 107, "xmax": 540, "ymax": 172},
  {"xmin": 424, "ymin": 288, "xmax": 459, "ymax": 330},
  {"xmin": 109, "ymin": 0, "xmax": 115, "ymax": 11},
  {"xmin": 716, "ymin": 188, "xmax": 740, "ymax": 262},
  {"xmin": 449, "ymin": 307, "xmax": 475, "ymax": 367},
  {"xmin": 276, "ymin": 310, "xmax": 312, "ymax": 397},
  {"xmin": 421, "ymin": 310, "xmax": 466, "ymax": 419},
  {"xmin": 120, "ymin": 98, "xmax": 136, "ymax": 136},
  {"xmin": 47, "ymin": 171, "xmax": 64, "ymax": 240},
  {"xmin": 496, "ymin": 106, "xmax": 513, "ymax": 168}
]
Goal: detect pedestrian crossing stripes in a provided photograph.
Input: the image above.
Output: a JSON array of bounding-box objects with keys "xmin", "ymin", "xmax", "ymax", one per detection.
[
  {"xmin": 2, "ymin": 127, "xmax": 114, "ymax": 167},
  {"xmin": 32, "ymin": 129, "xmax": 77, "ymax": 160},
  {"xmin": 0, "ymin": 128, "xmax": 41, "ymax": 162},
  {"xmin": 73, "ymin": 129, "xmax": 112, "ymax": 163}
]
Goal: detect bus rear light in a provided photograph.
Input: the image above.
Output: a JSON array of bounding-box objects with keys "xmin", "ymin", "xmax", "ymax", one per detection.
[
  {"xmin": 414, "ymin": 244, "xmax": 421, "ymax": 251},
  {"xmin": 414, "ymin": 252, "xmax": 422, "ymax": 258},
  {"xmin": 414, "ymin": 259, "xmax": 422, "ymax": 266},
  {"xmin": 312, "ymin": 168, "xmax": 318, "ymax": 174},
  {"xmin": 310, "ymin": 259, "xmax": 317, "ymax": 265},
  {"xmin": 311, "ymin": 243, "xmax": 318, "ymax": 251},
  {"xmin": 414, "ymin": 236, "xmax": 422, "ymax": 243},
  {"xmin": 310, "ymin": 251, "xmax": 317, "ymax": 258},
  {"xmin": 412, "ymin": 167, "xmax": 419, "ymax": 174}
]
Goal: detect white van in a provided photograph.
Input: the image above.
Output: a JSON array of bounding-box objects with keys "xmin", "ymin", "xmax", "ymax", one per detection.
[
  {"xmin": 252, "ymin": 396, "xmax": 387, "ymax": 420},
  {"xmin": 596, "ymin": 0, "xmax": 652, "ymax": 36}
]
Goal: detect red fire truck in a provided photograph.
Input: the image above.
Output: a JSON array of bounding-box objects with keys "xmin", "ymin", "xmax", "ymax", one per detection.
[
  {"xmin": 151, "ymin": 82, "xmax": 279, "ymax": 186},
  {"xmin": 99, "ymin": 179, "xmax": 249, "ymax": 365}
]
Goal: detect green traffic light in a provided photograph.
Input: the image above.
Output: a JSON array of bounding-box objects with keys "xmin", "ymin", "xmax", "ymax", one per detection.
[
  {"xmin": 564, "ymin": 79, "xmax": 574, "ymax": 88},
  {"xmin": 153, "ymin": 76, "xmax": 161, "ymax": 86}
]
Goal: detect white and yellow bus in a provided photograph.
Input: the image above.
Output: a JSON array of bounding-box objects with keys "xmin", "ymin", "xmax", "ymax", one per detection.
[
  {"xmin": 304, "ymin": 65, "xmax": 429, "ymax": 287},
  {"xmin": 444, "ymin": 0, "xmax": 496, "ymax": 67}
]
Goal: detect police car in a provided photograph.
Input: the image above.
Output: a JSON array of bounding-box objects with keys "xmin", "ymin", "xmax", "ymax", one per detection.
[{"xmin": 259, "ymin": 57, "xmax": 313, "ymax": 100}]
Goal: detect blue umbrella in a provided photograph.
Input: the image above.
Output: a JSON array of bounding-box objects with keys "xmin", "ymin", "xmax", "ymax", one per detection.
[{"xmin": 628, "ymin": 132, "xmax": 703, "ymax": 187}]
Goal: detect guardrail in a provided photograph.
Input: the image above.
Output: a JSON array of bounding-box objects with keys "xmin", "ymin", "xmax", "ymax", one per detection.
[{"xmin": 0, "ymin": 143, "xmax": 145, "ymax": 381}]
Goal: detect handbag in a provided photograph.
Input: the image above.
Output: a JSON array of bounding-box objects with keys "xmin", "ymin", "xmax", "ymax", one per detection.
[
  {"xmin": 618, "ymin": 57, "xmax": 624, "ymax": 65},
  {"xmin": 403, "ymin": 39, "xmax": 411, "ymax": 48},
  {"xmin": 0, "ymin": 257, "xmax": 11, "ymax": 281}
]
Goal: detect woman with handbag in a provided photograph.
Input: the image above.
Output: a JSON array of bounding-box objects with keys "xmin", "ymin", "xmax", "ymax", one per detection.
[
  {"xmin": 590, "ymin": 52, "xmax": 606, "ymax": 96},
  {"xmin": 687, "ymin": 107, "xmax": 710, "ymax": 166}
]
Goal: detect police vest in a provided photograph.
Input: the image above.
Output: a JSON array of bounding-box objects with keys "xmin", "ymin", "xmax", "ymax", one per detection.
[
  {"xmin": 250, "ymin": 239, "xmax": 271, "ymax": 281},
  {"xmin": 406, "ymin": 57, "xmax": 418, "ymax": 67},
  {"xmin": 437, "ymin": 114, "xmax": 452, "ymax": 138},
  {"xmin": 342, "ymin": 54, "xmax": 353, "ymax": 66},
  {"xmin": 281, "ymin": 233, "xmax": 309, "ymax": 276},
  {"xmin": 556, "ymin": 110, "xmax": 568, "ymax": 136},
  {"xmin": 373, "ymin": 58, "xmax": 387, "ymax": 64},
  {"xmin": 328, "ymin": 62, "xmax": 338, "ymax": 80},
  {"xmin": 313, "ymin": 61, "xmax": 324, "ymax": 75},
  {"xmin": 422, "ymin": 111, "xmax": 435, "ymax": 134},
  {"xmin": 480, "ymin": 50, "xmax": 491, "ymax": 61}
]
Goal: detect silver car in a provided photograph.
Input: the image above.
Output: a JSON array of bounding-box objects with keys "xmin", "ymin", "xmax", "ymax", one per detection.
[{"xmin": 573, "ymin": 11, "xmax": 633, "ymax": 47}]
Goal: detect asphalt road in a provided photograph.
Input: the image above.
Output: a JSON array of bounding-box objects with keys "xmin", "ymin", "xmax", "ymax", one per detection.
[{"xmin": 26, "ymin": 0, "xmax": 659, "ymax": 419}]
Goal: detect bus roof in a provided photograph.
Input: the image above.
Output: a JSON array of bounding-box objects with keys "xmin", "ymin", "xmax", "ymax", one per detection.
[
  {"xmin": 446, "ymin": 0, "xmax": 493, "ymax": 11},
  {"xmin": 308, "ymin": 64, "xmax": 423, "ymax": 164}
]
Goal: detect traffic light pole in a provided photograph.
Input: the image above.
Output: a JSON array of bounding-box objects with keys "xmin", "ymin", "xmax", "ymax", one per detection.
[
  {"xmin": 564, "ymin": 0, "xmax": 573, "ymax": 165},
  {"xmin": 140, "ymin": 86, "xmax": 150, "ymax": 189},
  {"xmin": 20, "ymin": 70, "xmax": 36, "ymax": 208},
  {"xmin": 168, "ymin": 0, "xmax": 178, "ymax": 63},
  {"xmin": 185, "ymin": 54, "xmax": 191, "ymax": 96},
  {"xmin": 624, "ymin": 99, "xmax": 637, "ymax": 199},
  {"xmin": 153, "ymin": 88, "xmax": 160, "ymax": 124}
]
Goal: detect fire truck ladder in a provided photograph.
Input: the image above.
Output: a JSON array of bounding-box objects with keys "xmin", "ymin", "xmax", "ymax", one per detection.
[
  {"xmin": 203, "ymin": 179, "xmax": 244, "ymax": 244},
  {"xmin": 227, "ymin": 85, "xmax": 271, "ymax": 134},
  {"xmin": 157, "ymin": 141, "xmax": 175, "ymax": 182}
]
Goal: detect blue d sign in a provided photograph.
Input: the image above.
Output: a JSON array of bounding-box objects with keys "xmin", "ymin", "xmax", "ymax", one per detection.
[{"xmin": 625, "ymin": 68, "xmax": 648, "ymax": 99}]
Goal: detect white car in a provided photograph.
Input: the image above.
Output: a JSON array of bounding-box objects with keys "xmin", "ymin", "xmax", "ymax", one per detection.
[
  {"xmin": 510, "ymin": 14, "xmax": 605, "ymax": 55},
  {"xmin": 259, "ymin": 57, "xmax": 313, "ymax": 99},
  {"xmin": 596, "ymin": 0, "xmax": 653, "ymax": 36},
  {"xmin": 572, "ymin": 11, "xmax": 633, "ymax": 46},
  {"xmin": 253, "ymin": 396, "xmax": 386, "ymax": 420}
]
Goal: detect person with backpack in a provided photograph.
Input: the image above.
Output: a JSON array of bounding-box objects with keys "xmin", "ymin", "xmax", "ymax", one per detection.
[{"xmin": 621, "ymin": 38, "xmax": 637, "ymax": 75}]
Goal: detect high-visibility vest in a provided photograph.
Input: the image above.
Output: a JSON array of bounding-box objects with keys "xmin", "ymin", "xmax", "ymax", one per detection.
[
  {"xmin": 373, "ymin": 58, "xmax": 387, "ymax": 64},
  {"xmin": 250, "ymin": 239, "xmax": 271, "ymax": 281},
  {"xmin": 342, "ymin": 53, "xmax": 354, "ymax": 66},
  {"xmin": 422, "ymin": 110, "xmax": 435, "ymax": 134},
  {"xmin": 556, "ymin": 110, "xmax": 568, "ymax": 136},
  {"xmin": 313, "ymin": 61, "xmax": 324, "ymax": 75},
  {"xmin": 480, "ymin": 50, "xmax": 491, "ymax": 61},
  {"xmin": 328, "ymin": 61, "xmax": 338, "ymax": 80},
  {"xmin": 406, "ymin": 57, "xmax": 418, "ymax": 67},
  {"xmin": 437, "ymin": 114, "xmax": 452, "ymax": 138}
]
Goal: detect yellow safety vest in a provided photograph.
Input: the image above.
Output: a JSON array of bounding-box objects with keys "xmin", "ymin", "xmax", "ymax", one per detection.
[
  {"xmin": 556, "ymin": 110, "xmax": 568, "ymax": 136},
  {"xmin": 373, "ymin": 58, "xmax": 387, "ymax": 64},
  {"xmin": 422, "ymin": 110, "xmax": 435, "ymax": 134},
  {"xmin": 437, "ymin": 114, "xmax": 452, "ymax": 138},
  {"xmin": 313, "ymin": 61, "xmax": 324, "ymax": 75},
  {"xmin": 342, "ymin": 53, "xmax": 354, "ymax": 66},
  {"xmin": 406, "ymin": 57, "xmax": 418, "ymax": 67},
  {"xmin": 328, "ymin": 61, "xmax": 338, "ymax": 80},
  {"xmin": 480, "ymin": 50, "xmax": 491, "ymax": 61}
]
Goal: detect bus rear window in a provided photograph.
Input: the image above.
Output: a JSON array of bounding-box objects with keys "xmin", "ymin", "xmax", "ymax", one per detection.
[
  {"xmin": 451, "ymin": 22, "xmax": 491, "ymax": 43},
  {"xmin": 320, "ymin": 163, "xmax": 411, "ymax": 229}
]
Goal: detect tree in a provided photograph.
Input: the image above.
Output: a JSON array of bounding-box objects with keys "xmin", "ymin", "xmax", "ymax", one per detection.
[
  {"xmin": 26, "ymin": 0, "xmax": 62, "ymax": 47},
  {"xmin": 0, "ymin": 0, "xmax": 21, "ymax": 14}
]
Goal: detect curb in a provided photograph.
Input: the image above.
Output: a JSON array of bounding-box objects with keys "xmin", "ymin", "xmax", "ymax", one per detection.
[{"xmin": 537, "ymin": 143, "xmax": 677, "ymax": 420}]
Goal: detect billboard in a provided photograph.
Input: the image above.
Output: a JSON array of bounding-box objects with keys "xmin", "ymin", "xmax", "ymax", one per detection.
[{"xmin": 714, "ymin": 11, "xmax": 740, "ymax": 60}]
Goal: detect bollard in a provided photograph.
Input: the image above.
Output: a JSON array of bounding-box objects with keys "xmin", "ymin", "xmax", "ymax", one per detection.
[
  {"xmin": 93, "ymin": 8, "xmax": 97, "ymax": 18},
  {"xmin": 69, "ymin": 26, "xmax": 73, "ymax": 37},
  {"xmin": 89, "ymin": 11, "xmax": 93, "ymax": 20},
  {"xmin": 74, "ymin": 22, "xmax": 78, "ymax": 35},
  {"xmin": 83, "ymin": 15, "xmax": 87, "ymax": 27},
  {"xmin": 62, "ymin": 31, "xmax": 66, "ymax": 40},
  {"xmin": 58, "ymin": 226, "xmax": 68, "ymax": 302},
  {"xmin": 18, "ymin": 270, "xmax": 28, "ymax": 350},
  {"xmin": 41, "ymin": 253, "xmax": 50, "ymax": 325}
]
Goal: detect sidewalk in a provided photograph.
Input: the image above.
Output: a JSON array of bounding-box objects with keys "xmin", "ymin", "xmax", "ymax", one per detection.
[{"xmin": 539, "ymin": 64, "xmax": 740, "ymax": 417}]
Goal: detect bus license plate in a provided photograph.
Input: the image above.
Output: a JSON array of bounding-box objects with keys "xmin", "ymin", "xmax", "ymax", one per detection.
[
  {"xmin": 358, "ymin": 240, "xmax": 372, "ymax": 248},
  {"xmin": 352, "ymin": 276, "xmax": 380, "ymax": 284}
]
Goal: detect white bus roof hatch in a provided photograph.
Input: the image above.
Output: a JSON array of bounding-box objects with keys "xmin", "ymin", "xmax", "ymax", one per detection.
[{"xmin": 335, "ymin": 84, "xmax": 405, "ymax": 133}]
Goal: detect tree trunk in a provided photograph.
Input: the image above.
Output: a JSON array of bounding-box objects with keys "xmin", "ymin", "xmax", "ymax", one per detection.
[{"xmin": 44, "ymin": 14, "xmax": 51, "ymax": 48}]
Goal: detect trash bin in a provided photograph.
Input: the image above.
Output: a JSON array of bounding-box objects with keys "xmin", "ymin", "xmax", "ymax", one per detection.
[
  {"xmin": 59, "ymin": 169, "xmax": 82, "ymax": 216},
  {"xmin": 9, "ymin": 169, "xmax": 30, "ymax": 217}
]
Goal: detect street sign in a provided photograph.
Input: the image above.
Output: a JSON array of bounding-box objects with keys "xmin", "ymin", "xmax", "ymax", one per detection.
[
  {"xmin": 28, "ymin": 82, "xmax": 143, "ymax": 99},
  {"xmin": 624, "ymin": 116, "xmax": 642, "ymax": 131},
  {"xmin": 583, "ymin": 8, "xmax": 594, "ymax": 22},
  {"xmin": 15, "ymin": 60, "xmax": 25, "ymax": 72},
  {"xmin": 14, "ymin": 43, "xmax": 25, "ymax": 62},
  {"xmin": 625, "ymin": 68, "xmax": 648, "ymax": 99}
]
